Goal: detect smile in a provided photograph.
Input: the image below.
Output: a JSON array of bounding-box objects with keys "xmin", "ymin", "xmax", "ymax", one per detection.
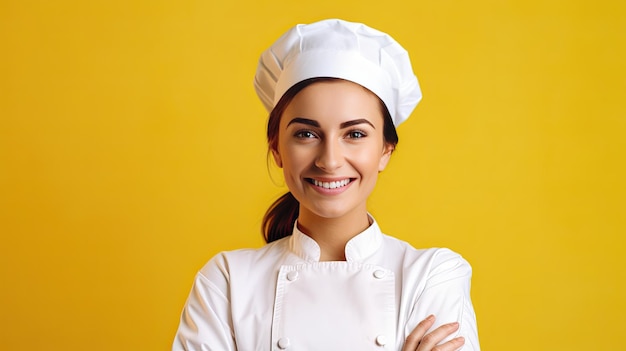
[{"xmin": 308, "ymin": 178, "xmax": 352, "ymax": 189}]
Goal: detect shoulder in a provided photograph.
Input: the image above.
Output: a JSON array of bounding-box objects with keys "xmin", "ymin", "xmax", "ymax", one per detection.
[
  {"xmin": 423, "ymin": 247, "xmax": 473, "ymax": 281},
  {"xmin": 380, "ymin": 235, "xmax": 473, "ymax": 278},
  {"xmin": 198, "ymin": 237, "xmax": 291, "ymax": 283}
]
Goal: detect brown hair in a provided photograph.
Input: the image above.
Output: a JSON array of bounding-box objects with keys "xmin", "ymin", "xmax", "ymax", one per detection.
[{"xmin": 261, "ymin": 77, "xmax": 399, "ymax": 243}]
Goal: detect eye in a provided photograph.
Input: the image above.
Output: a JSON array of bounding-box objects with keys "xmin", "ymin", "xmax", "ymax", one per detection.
[
  {"xmin": 294, "ymin": 130, "xmax": 318, "ymax": 139},
  {"xmin": 346, "ymin": 130, "xmax": 367, "ymax": 139}
]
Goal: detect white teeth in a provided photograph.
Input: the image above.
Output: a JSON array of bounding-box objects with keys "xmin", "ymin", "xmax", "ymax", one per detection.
[{"xmin": 313, "ymin": 179, "xmax": 350, "ymax": 189}]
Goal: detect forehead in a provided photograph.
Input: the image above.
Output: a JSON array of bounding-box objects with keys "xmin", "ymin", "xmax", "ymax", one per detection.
[{"xmin": 281, "ymin": 80, "xmax": 383, "ymax": 127}]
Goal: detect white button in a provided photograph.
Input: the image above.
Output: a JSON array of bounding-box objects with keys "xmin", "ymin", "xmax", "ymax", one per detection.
[
  {"xmin": 373, "ymin": 270, "xmax": 386, "ymax": 279},
  {"xmin": 277, "ymin": 337, "xmax": 291, "ymax": 349},
  {"xmin": 286, "ymin": 271, "xmax": 298, "ymax": 281},
  {"xmin": 375, "ymin": 335, "xmax": 387, "ymax": 346}
]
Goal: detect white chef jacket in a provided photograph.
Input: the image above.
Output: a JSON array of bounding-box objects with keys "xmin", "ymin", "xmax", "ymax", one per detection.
[{"xmin": 173, "ymin": 218, "xmax": 480, "ymax": 350}]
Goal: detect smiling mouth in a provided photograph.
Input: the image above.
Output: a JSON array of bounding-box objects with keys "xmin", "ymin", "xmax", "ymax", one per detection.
[{"xmin": 306, "ymin": 178, "xmax": 353, "ymax": 189}]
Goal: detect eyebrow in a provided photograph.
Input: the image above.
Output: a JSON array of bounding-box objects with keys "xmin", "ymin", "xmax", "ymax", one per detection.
[
  {"xmin": 340, "ymin": 119, "xmax": 375, "ymax": 129},
  {"xmin": 287, "ymin": 117, "xmax": 320, "ymax": 127},
  {"xmin": 286, "ymin": 117, "xmax": 375, "ymax": 129}
]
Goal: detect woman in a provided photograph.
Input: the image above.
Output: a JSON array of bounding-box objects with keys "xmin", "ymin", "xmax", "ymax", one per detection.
[{"xmin": 174, "ymin": 19, "xmax": 480, "ymax": 350}]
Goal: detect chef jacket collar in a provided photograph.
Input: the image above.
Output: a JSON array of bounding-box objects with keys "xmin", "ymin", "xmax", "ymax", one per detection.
[{"xmin": 288, "ymin": 215, "xmax": 383, "ymax": 262}]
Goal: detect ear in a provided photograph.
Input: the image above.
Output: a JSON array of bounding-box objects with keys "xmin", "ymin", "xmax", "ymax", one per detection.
[
  {"xmin": 271, "ymin": 148, "xmax": 283, "ymax": 168},
  {"xmin": 378, "ymin": 144, "xmax": 394, "ymax": 171}
]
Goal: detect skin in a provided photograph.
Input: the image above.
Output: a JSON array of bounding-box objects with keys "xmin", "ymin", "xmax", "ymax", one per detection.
[
  {"xmin": 403, "ymin": 315, "xmax": 466, "ymax": 351},
  {"xmin": 272, "ymin": 80, "xmax": 465, "ymax": 350},
  {"xmin": 272, "ymin": 80, "xmax": 392, "ymax": 261}
]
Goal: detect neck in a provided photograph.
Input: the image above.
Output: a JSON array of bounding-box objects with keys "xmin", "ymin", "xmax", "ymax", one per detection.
[{"xmin": 296, "ymin": 207, "xmax": 371, "ymax": 261}]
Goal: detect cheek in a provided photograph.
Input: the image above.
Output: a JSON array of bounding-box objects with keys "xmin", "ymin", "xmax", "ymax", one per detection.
[
  {"xmin": 354, "ymin": 146, "xmax": 386, "ymax": 173},
  {"xmin": 279, "ymin": 145, "xmax": 309, "ymax": 175}
]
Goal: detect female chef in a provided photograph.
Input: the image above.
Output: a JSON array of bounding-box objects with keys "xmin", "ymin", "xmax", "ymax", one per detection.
[{"xmin": 173, "ymin": 19, "xmax": 480, "ymax": 350}]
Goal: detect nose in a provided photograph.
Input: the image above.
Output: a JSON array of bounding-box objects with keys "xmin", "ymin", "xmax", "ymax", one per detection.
[{"xmin": 314, "ymin": 139, "xmax": 344, "ymax": 171}]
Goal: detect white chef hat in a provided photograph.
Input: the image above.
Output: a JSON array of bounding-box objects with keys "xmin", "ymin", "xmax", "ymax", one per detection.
[{"xmin": 253, "ymin": 19, "xmax": 422, "ymax": 127}]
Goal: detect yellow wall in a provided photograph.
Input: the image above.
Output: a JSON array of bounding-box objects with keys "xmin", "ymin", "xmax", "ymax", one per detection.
[{"xmin": 1, "ymin": 0, "xmax": 624, "ymax": 350}]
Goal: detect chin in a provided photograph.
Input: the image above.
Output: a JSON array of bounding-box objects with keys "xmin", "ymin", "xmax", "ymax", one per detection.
[{"xmin": 305, "ymin": 202, "xmax": 361, "ymax": 220}]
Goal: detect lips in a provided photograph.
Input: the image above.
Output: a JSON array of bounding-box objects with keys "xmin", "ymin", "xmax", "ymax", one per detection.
[{"xmin": 307, "ymin": 178, "xmax": 353, "ymax": 189}]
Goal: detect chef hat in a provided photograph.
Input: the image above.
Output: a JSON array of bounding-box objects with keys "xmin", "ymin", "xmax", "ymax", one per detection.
[{"xmin": 253, "ymin": 18, "xmax": 422, "ymax": 127}]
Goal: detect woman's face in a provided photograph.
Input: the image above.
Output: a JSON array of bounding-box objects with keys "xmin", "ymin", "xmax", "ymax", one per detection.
[{"xmin": 272, "ymin": 80, "xmax": 393, "ymax": 221}]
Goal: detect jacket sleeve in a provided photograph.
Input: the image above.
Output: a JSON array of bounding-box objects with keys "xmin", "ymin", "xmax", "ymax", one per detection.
[
  {"xmin": 405, "ymin": 248, "xmax": 480, "ymax": 351},
  {"xmin": 172, "ymin": 255, "xmax": 236, "ymax": 351}
]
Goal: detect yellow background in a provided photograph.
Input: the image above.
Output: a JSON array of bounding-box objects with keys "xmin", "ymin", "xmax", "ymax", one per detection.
[{"xmin": 1, "ymin": 0, "xmax": 624, "ymax": 350}]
